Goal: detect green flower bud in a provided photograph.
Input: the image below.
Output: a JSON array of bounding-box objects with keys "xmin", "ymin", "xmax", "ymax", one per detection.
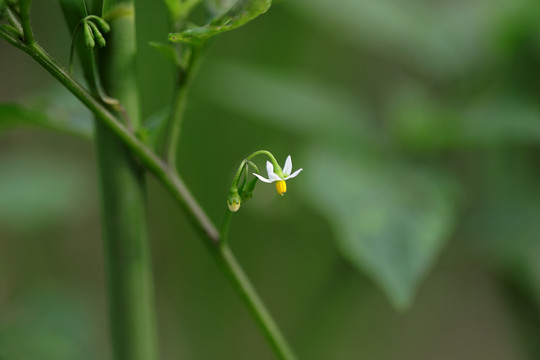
[
  {"xmin": 88, "ymin": 21, "xmax": 106, "ymax": 47},
  {"xmin": 92, "ymin": 16, "xmax": 111, "ymax": 33},
  {"xmin": 83, "ymin": 22, "xmax": 95, "ymax": 48},
  {"xmin": 227, "ymin": 188, "xmax": 242, "ymax": 212},
  {"xmin": 241, "ymin": 178, "xmax": 257, "ymax": 202}
]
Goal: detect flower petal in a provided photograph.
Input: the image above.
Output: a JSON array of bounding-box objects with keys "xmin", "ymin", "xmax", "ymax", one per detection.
[
  {"xmin": 283, "ymin": 155, "xmax": 292, "ymax": 176},
  {"xmin": 267, "ymin": 161, "xmax": 282, "ymax": 181},
  {"xmin": 266, "ymin": 161, "xmax": 274, "ymax": 178},
  {"xmin": 286, "ymin": 168, "xmax": 303, "ymax": 180},
  {"xmin": 253, "ymin": 173, "xmax": 273, "ymax": 183},
  {"xmin": 270, "ymin": 171, "xmax": 282, "ymax": 181}
]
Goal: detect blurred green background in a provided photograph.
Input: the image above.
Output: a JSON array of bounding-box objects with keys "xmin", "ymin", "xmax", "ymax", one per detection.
[{"xmin": 2, "ymin": 0, "xmax": 540, "ymax": 359}]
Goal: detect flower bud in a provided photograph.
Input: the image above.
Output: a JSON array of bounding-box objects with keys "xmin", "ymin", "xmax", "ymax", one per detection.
[
  {"xmin": 227, "ymin": 188, "xmax": 242, "ymax": 212},
  {"xmin": 241, "ymin": 178, "xmax": 257, "ymax": 202},
  {"xmin": 83, "ymin": 22, "xmax": 95, "ymax": 48},
  {"xmin": 88, "ymin": 21, "xmax": 106, "ymax": 47},
  {"xmin": 93, "ymin": 17, "xmax": 111, "ymax": 33}
]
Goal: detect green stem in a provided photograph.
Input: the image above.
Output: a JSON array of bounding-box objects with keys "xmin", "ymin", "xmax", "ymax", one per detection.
[
  {"xmin": 4, "ymin": 37, "xmax": 297, "ymax": 360},
  {"xmin": 232, "ymin": 159, "xmax": 248, "ymax": 186},
  {"xmin": 6, "ymin": 7, "xmax": 23, "ymax": 36},
  {"xmin": 220, "ymin": 208, "xmax": 233, "ymax": 244},
  {"xmin": 163, "ymin": 74, "xmax": 189, "ymax": 168},
  {"xmin": 248, "ymin": 150, "xmax": 281, "ymax": 169},
  {"xmin": 162, "ymin": 46, "xmax": 205, "ymax": 169},
  {"xmin": 216, "ymin": 244, "xmax": 298, "ymax": 360},
  {"xmin": 97, "ymin": 1, "xmax": 157, "ymax": 359},
  {"xmin": 218, "ymin": 214, "xmax": 296, "ymax": 360},
  {"xmin": 19, "ymin": 0, "xmax": 35, "ymax": 45}
]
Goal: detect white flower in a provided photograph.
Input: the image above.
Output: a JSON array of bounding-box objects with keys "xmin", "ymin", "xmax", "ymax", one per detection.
[{"xmin": 253, "ymin": 155, "xmax": 303, "ymax": 195}]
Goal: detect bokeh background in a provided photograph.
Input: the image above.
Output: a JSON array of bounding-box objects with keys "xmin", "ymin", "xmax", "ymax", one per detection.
[{"xmin": 2, "ymin": 0, "xmax": 540, "ymax": 359}]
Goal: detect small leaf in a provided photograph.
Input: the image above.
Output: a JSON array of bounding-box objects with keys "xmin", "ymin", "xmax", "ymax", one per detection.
[
  {"xmin": 303, "ymin": 148, "xmax": 457, "ymax": 309},
  {"xmin": 141, "ymin": 107, "xmax": 169, "ymax": 150},
  {"xmin": 0, "ymin": 103, "xmax": 92, "ymax": 139},
  {"xmin": 169, "ymin": 0, "xmax": 271, "ymax": 45},
  {"xmin": 149, "ymin": 41, "xmax": 180, "ymax": 67}
]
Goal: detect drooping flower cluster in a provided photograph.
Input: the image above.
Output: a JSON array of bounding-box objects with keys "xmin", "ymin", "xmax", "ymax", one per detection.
[{"xmin": 226, "ymin": 152, "xmax": 303, "ymax": 212}]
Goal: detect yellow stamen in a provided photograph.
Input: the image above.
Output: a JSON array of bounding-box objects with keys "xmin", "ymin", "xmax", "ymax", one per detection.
[{"xmin": 276, "ymin": 180, "xmax": 287, "ymax": 195}]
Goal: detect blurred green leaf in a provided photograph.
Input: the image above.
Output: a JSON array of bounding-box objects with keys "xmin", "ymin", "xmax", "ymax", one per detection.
[
  {"xmin": 149, "ymin": 41, "xmax": 180, "ymax": 67},
  {"xmin": 0, "ymin": 150, "xmax": 90, "ymax": 230},
  {"xmin": 464, "ymin": 153, "xmax": 540, "ymax": 305},
  {"xmin": 164, "ymin": 0, "xmax": 203, "ymax": 22},
  {"xmin": 0, "ymin": 290, "xmax": 97, "ymax": 360},
  {"xmin": 0, "ymin": 103, "xmax": 91, "ymax": 139},
  {"xmin": 140, "ymin": 106, "xmax": 169, "ymax": 151},
  {"xmin": 287, "ymin": 0, "xmax": 514, "ymax": 79},
  {"xmin": 204, "ymin": 0, "xmax": 237, "ymax": 17},
  {"xmin": 302, "ymin": 148, "xmax": 456, "ymax": 309},
  {"xmin": 0, "ymin": 0, "xmax": 6, "ymax": 17},
  {"xmin": 388, "ymin": 88, "xmax": 540, "ymax": 150},
  {"xmin": 164, "ymin": 0, "xmax": 182, "ymax": 21},
  {"xmin": 169, "ymin": 0, "xmax": 271, "ymax": 45},
  {"xmin": 200, "ymin": 62, "xmax": 374, "ymax": 146}
]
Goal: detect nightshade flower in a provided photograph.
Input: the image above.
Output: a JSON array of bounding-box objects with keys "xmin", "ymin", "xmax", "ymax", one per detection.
[{"xmin": 253, "ymin": 155, "xmax": 303, "ymax": 195}]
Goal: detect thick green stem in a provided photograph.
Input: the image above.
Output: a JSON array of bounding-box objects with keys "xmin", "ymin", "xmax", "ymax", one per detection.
[
  {"xmin": 97, "ymin": 1, "xmax": 158, "ymax": 359},
  {"xmin": 96, "ymin": 124, "xmax": 158, "ymax": 360},
  {"xmin": 5, "ymin": 36, "xmax": 297, "ymax": 360}
]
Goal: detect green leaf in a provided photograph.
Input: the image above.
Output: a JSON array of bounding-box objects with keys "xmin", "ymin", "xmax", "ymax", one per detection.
[
  {"xmin": 287, "ymin": 0, "xmax": 499, "ymax": 78},
  {"xmin": 463, "ymin": 154, "xmax": 540, "ymax": 305},
  {"xmin": 388, "ymin": 88, "xmax": 540, "ymax": 150},
  {"xmin": 169, "ymin": 0, "xmax": 271, "ymax": 45},
  {"xmin": 149, "ymin": 41, "xmax": 180, "ymax": 67},
  {"xmin": 0, "ymin": 0, "xmax": 6, "ymax": 17},
  {"xmin": 0, "ymin": 290, "xmax": 98, "ymax": 360},
  {"xmin": 0, "ymin": 103, "xmax": 92, "ymax": 139},
  {"xmin": 205, "ymin": 0, "xmax": 238, "ymax": 16},
  {"xmin": 163, "ymin": 0, "xmax": 182, "ymax": 21},
  {"xmin": 0, "ymin": 150, "xmax": 91, "ymax": 230},
  {"xmin": 199, "ymin": 62, "xmax": 374, "ymax": 146},
  {"xmin": 302, "ymin": 148, "xmax": 457, "ymax": 309},
  {"xmin": 164, "ymin": 0, "xmax": 204, "ymax": 22},
  {"xmin": 140, "ymin": 106, "xmax": 169, "ymax": 150}
]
